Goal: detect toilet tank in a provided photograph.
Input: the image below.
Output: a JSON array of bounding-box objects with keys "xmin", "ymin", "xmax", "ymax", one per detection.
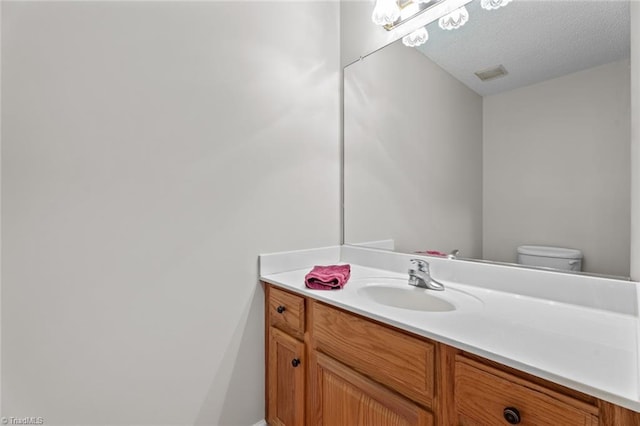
[{"xmin": 516, "ymin": 245, "xmax": 583, "ymax": 271}]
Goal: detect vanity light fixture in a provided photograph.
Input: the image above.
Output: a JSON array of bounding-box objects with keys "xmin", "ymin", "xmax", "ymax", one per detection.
[
  {"xmin": 371, "ymin": 0, "xmax": 401, "ymax": 26},
  {"xmin": 480, "ymin": 0, "xmax": 512, "ymax": 11},
  {"xmin": 400, "ymin": 2, "xmax": 430, "ymax": 47},
  {"xmin": 438, "ymin": 5, "xmax": 469, "ymax": 30},
  {"xmin": 372, "ymin": 0, "xmax": 508, "ymax": 47},
  {"xmin": 402, "ymin": 27, "xmax": 430, "ymax": 47},
  {"xmin": 371, "ymin": 0, "xmax": 441, "ymax": 30}
]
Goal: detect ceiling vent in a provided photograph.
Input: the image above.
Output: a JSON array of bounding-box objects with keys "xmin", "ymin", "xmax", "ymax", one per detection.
[{"xmin": 474, "ymin": 65, "xmax": 509, "ymax": 82}]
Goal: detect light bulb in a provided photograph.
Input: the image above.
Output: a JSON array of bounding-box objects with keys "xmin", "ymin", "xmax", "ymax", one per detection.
[
  {"xmin": 371, "ymin": 0, "xmax": 400, "ymax": 26},
  {"xmin": 481, "ymin": 0, "xmax": 512, "ymax": 11},
  {"xmin": 402, "ymin": 27, "xmax": 429, "ymax": 47},
  {"xmin": 438, "ymin": 6, "xmax": 469, "ymax": 30},
  {"xmin": 400, "ymin": 2, "xmax": 419, "ymax": 20}
]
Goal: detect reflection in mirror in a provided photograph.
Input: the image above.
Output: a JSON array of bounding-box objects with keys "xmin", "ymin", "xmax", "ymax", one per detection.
[
  {"xmin": 344, "ymin": 0, "xmax": 631, "ymax": 278},
  {"xmin": 372, "ymin": 0, "xmax": 443, "ymax": 30}
]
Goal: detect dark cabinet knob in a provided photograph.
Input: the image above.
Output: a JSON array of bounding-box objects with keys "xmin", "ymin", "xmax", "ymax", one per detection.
[
  {"xmin": 291, "ymin": 358, "xmax": 300, "ymax": 367},
  {"xmin": 503, "ymin": 407, "xmax": 521, "ymax": 424},
  {"xmin": 276, "ymin": 305, "xmax": 286, "ymax": 314}
]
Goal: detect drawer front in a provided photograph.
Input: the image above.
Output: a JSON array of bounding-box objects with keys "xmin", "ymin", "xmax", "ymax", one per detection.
[
  {"xmin": 269, "ymin": 286, "xmax": 305, "ymax": 339},
  {"xmin": 455, "ymin": 357, "xmax": 598, "ymax": 426},
  {"xmin": 312, "ymin": 302, "xmax": 435, "ymax": 407}
]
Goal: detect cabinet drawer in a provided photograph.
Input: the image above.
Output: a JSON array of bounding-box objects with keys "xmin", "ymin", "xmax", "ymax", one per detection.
[
  {"xmin": 455, "ymin": 356, "xmax": 598, "ymax": 425},
  {"xmin": 269, "ymin": 286, "xmax": 305, "ymax": 339},
  {"xmin": 312, "ymin": 302, "xmax": 435, "ymax": 407}
]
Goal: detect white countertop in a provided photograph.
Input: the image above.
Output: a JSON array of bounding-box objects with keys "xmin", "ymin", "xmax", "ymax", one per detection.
[{"xmin": 260, "ymin": 247, "xmax": 640, "ymax": 412}]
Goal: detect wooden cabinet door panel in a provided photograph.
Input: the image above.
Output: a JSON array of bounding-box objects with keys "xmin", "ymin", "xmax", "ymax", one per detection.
[
  {"xmin": 313, "ymin": 352, "xmax": 433, "ymax": 426},
  {"xmin": 268, "ymin": 327, "xmax": 305, "ymax": 426}
]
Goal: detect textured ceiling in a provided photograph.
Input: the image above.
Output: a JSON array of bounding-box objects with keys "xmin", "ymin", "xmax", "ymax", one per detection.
[{"xmin": 415, "ymin": 0, "xmax": 630, "ymax": 96}]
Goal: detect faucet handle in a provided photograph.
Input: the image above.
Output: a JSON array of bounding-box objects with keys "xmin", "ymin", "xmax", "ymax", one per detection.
[{"xmin": 409, "ymin": 258, "xmax": 429, "ymax": 272}]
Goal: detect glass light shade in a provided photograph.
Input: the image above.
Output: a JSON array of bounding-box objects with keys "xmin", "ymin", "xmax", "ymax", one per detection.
[
  {"xmin": 480, "ymin": 0, "xmax": 512, "ymax": 10},
  {"xmin": 402, "ymin": 27, "xmax": 429, "ymax": 47},
  {"xmin": 438, "ymin": 6, "xmax": 469, "ymax": 30},
  {"xmin": 400, "ymin": 2, "xmax": 420, "ymax": 20},
  {"xmin": 372, "ymin": 0, "xmax": 401, "ymax": 26}
]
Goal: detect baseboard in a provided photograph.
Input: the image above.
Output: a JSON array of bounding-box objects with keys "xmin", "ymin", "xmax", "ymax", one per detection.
[{"xmin": 251, "ymin": 420, "xmax": 267, "ymax": 426}]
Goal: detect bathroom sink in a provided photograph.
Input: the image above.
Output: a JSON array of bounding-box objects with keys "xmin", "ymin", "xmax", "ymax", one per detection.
[
  {"xmin": 359, "ymin": 285, "xmax": 456, "ymax": 311},
  {"xmin": 355, "ymin": 278, "xmax": 483, "ymax": 312}
]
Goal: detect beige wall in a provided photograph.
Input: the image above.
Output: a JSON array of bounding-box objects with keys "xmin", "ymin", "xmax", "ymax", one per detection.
[
  {"xmin": 1, "ymin": 2, "xmax": 339, "ymax": 424},
  {"xmin": 344, "ymin": 41, "xmax": 483, "ymax": 257},
  {"xmin": 483, "ymin": 60, "xmax": 631, "ymax": 277},
  {"xmin": 631, "ymin": 1, "xmax": 640, "ymax": 281}
]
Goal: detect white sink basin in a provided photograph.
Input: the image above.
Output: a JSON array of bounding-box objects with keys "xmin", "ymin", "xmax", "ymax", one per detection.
[
  {"xmin": 355, "ymin": 278, "xmax": 483, "ymax": 312},
  {"xmin": 360, "ymin": 285, "xmax": 456, "ymax": 311}
]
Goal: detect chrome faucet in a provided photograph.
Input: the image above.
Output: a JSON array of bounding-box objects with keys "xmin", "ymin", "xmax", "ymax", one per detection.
[{"xmin": 408, "ymin": 259, "xmax": 445, "ymax": 291}]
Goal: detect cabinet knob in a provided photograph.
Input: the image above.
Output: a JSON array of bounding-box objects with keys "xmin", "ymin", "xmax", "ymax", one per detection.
[
  {"xmin": 276, "ymin": 305, "xmax": 286, "ymax": 314},
  {"xmin": 503, "ymin": 407, "xmax": 521, "ymax": 424},
  {"xmin": 291, "ymin": 358, "xmax": 300, "ymax": 367}
]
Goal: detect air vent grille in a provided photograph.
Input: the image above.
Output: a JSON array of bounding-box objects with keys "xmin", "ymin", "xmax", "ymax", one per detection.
[{"xmin": 475, "ymin": 65, "xmax": 508, "ymax": 82}]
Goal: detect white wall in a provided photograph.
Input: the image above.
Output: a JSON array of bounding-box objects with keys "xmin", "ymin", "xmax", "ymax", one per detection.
[
  {"xmin": 341, "ymin": 1, "xmax": 393, "ymax": 67},
  {"xmin": 631, "ymin": 1, "xmax": 640, "ymax": 281},
  {"xmin": 483, "ymin": 60, "xmax": 631, "ymax": 277},
  {"xmin": 0, "ymin": 0, "xmax": 3, "ymax": 417},
  {"xmin": 344, "ymin": 41, "xmax": 483, "ymax": 257},
  {"xmin": 1, "ymin": 2, "xmax": 339, "ymax": 425}
]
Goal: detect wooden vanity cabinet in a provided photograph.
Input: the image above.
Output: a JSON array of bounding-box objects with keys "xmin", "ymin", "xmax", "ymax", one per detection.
[
  {"xmin": 266, "ymin": 286, "xmax": 306, "ymax": 426},
  {"xmin": 264, "ymin": 283, "xmax": 640, "ymax": 426}
]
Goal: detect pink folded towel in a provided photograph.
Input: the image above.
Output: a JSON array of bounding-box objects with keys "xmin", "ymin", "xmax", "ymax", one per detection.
[
  {"xmin": 415, "ymin": 250, "xmax": 447, "ymax": 257},
  {"xmin": 305, "ymin": 264, "xmax": 351, "ymax": 290}
]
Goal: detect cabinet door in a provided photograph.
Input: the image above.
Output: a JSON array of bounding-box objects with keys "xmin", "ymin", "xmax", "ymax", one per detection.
[
  {"xmin": 312, "ymin": 352, "xmax": 433, "ymax": 426},
  {"xmin": 268, "ymin": 327, "xmax": 305, "ymax": 426}
]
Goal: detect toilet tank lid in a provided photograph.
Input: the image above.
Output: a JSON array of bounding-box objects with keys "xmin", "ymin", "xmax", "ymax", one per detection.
[{"xmin": 517, "ymin": 245, "xmax": 583, "ymax": 259}]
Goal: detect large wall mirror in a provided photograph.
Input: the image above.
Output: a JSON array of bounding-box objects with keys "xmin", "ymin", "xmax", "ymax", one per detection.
[{"xmin": 344, "ymin": 0, "xmax": 631, "ymax": 278}]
